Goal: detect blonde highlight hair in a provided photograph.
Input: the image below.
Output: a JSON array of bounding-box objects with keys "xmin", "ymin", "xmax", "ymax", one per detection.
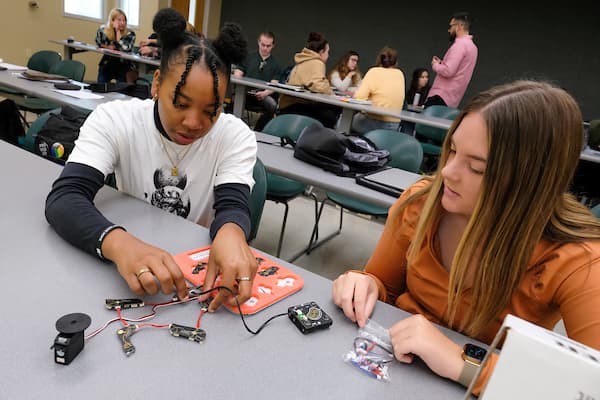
[
  {"xmin": 103, "ymin": 8, "xmax": 128, "ymax": 42},
  {"xmin": 397, "ymin": 80, "xmax": 600, "ymax": 336}
]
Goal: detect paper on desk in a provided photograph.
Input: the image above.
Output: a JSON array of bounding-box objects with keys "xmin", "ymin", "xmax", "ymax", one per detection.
[
  {"xmin": 52, "ymin": 89, "xmax": 104, "ymax": 99},
  {"xmin": 0, "ymin": 62, "xmax": 27, "ymax": 71}
]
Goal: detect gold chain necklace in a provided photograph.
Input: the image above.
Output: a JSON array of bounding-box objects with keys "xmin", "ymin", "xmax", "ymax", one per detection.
[{"xmin": 158, "ymin": 133, "xmax": 193, "ymax": 176}]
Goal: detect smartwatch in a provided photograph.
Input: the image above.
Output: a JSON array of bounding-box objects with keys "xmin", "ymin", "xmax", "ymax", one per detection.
[{"xmin": 457, "ymin": 343, "xmax": 487, "ymax": 387}]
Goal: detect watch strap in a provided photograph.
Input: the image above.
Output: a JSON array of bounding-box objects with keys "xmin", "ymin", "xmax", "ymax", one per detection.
[{"xmin": 458, "ymin": 357, "xmax": 480, "ymax": 387}]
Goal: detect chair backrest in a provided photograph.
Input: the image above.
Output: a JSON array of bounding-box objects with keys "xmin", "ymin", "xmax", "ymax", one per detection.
[
  {"xmin": 262, "ymin": 114, "xmax": 323, "ymax": 141},
  {"xmin": 23, "ymin": 108, "xmax": 62, "ymax": 153},
  {"xmin": 364, "ymin": 130, "xmax": 423, "ymax": 173},
  {"xmin": 415, "ymin": 105, "xmax": 461, "ymax": 142},
  {"xmin": 27, "ymin": 50, "xmax": 62, "ymax": 73},
  {"xmin": 49, "ymin": 60, "xmax": 86, "ymax": 81},
  {"xmin": 249, "ymin": 158, "xmax": 267, "ymax": 241},
  {"xmin": 591, "ymin": 203, "xmax": 600, "ymax": 219}
]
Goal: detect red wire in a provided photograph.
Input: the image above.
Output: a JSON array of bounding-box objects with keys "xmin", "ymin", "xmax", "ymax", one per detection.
[
  {"xmin": 195, "ymin": 309, "xmax": 205, "ymax": 328},
  {"xmin": 116, "ymin": 307, "xmax": 128, "ymax": 326}
]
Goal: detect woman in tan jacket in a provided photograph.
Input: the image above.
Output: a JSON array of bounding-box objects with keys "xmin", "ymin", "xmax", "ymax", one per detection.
[{"xmin": 278, "ymin": 32, "xmax": 340, "ymax": 128}]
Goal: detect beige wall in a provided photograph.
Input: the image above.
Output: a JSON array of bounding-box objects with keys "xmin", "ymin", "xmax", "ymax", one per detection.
[{"xmin": 0, "ymin": 1, "xmax": 222, "ymax": 81}]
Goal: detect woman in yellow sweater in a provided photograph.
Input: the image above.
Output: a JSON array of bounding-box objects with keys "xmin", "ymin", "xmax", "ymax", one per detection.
[
  {"xmin": 351, "ymin": 46, "xmax": 405, "ymax": 134},
  {"xmin": 332, "ymin": 80, "xmax": 600, "ymax": 395}
]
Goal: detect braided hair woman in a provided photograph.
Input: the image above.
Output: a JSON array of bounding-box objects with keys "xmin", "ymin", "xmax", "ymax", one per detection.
[{"xmin": 46, "ymin": 8, "xmax": 258, "ymax": 311}]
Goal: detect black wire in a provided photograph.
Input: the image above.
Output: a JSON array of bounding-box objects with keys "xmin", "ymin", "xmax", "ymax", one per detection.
[{"xmin": 193, "ymin": 285, "xmax": 288, "ymax": 335}]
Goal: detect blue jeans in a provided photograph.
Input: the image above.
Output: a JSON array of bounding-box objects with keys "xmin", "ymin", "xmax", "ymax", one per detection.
[{"xmin": 351, "ymin": 113, "xmax": 400, "ymax": 134}]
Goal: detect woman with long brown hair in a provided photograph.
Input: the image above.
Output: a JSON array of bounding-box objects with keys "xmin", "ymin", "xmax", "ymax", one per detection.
[
  {"xmin": 329, "ymin": 50, "xmax": 362, "ymax": 94},
  {"xmin": 333, "ymin": 80, "xmax": 600, "ymax": 395}
]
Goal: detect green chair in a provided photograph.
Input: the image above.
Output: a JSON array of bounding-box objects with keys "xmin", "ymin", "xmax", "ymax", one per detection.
[
  {"xmin": 14, "ymin": 60, "xmax": 86, "ymax": 120},
  {"xmin": 249, "ymin": 158, "xmax": 267, "ymax": 242},
  {"xmin": 262, "ymin": 114, "xmax": 322, "ymax": 258},
  {"xmin": 27, "ymin": 50, "xmax": 62, "ymax": 73},
  {"xmin": 49, "ymin": 59, "xmax": 86, "ymax": 82},
  {"xmin": 415, "ymin": 105, "xmax": 460, "ymax": 171},
  {"xmin": 591, "ymin": 203, "xmax": 600, "ymax": 219},
  {"xmin": 21, "ymin": 108, "xmax": 61, "ymax": 153},
  {"xmin": 307, "ymin": 129, "xmax": 423, "ymax": 253},
  {"xmin": 0, "ymin": 50, "xmax": 62, "ymax": 96}
]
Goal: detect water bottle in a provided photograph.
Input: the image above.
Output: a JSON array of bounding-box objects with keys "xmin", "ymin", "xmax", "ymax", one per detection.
[{"xmin": 412, "ymin": 93, "xmax": 421, "ymax": 106}]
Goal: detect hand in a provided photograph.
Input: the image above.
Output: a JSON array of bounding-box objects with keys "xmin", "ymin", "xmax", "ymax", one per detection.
[
  {"xmin": 139, "ymin": 46, "xmax": 154, "ymax": 57},
  {"xmin": 255, "ymin": 90, "xmax": 269, "ymax": 100},
  {"xmin": 389, "ymin": 314, "xmax": 463, "ymax": 380},
  {"xmin": 347, "ymin": 71, "xmax": 356, "ymax": 78},
  {"xmin": 101, "ymin": 228, "xmax": 189, "ymax": 301},
  {"xmin": 332, "ymin": 271, "xmax": 379, "ymax": 327},
  {"xmin": 139, "ymin": 38, "xmax": 157, "ymax": 47},
  {"xmin": 200, "ymin": 223, "xmax": 258, "ymax": 312},
  {"xmin": 432, "ymin": 56, "xmax": 441, "ymax": 65}
]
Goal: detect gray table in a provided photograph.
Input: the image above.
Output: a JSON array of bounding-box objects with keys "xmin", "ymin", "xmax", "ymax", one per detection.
[
  {"xmin": 256, "ymin": 132, "xmax": 421, "ymax": 209},
  {"xmin": 581, "ymin": 146, "xmax": 600, "ymax": 164},
  {"xmin": 0, "ymin": 140, "xmax": 473, "ymax": 399},
  {"xmin": 50, "ymin": 39, "xmax": 160, "ymax": 74},
  {"xmin": 0, "ymin": 69, "xmax": 131, "ymax": 111},
  {"xmin": 231, "ymin": 76, "xmax": 454, "ymax": 133}
]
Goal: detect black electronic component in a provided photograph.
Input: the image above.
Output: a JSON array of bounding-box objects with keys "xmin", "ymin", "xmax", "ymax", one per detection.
[
  {"xmin": 116, "ymin": 325, "xmax": 138, "ymax": 357},
  {"xmin": 53, "ymin": 313, "xmax": 92, "ymax": 365},
  {"xmin": 258, "ymin": 266, "xmax": 279, "ymax": 277},
  {"xmin": 169, "ymin": 324, "xmax": 206, "ymax": 343},
  {"xmin": 288, "ymin": 302, "xmax": 333, "ymax": 334},
  {"xmin": 105, "ymin": 298, "xmax": 144, "ymax": 310},
  {"xmin": 192, "ymin": 262, "xmax": 207, "ymax": 274}
]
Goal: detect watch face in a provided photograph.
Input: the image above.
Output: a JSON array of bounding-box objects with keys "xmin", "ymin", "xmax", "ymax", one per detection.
[{"xmin": 464, "ymin": 344, "xmax": 487, "ymax": 361}]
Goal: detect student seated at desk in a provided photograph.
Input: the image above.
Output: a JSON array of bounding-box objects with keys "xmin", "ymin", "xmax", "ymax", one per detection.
[
  {"xmin": 329, "ymin": 50, "xmax": 362, "ymax": 95},
  {"xmin": 332, "ymin": 80, "xmax": 600, "ymax": 395},
  {"xmin": 95, "ymin": 8, "xmax": 136, "ymax": 83},
  {"xmin": 233, "ymin": 31, "xmax": 283, "ymax": 132},
  {"xmin": 351, "ymin": 47, "xmax": 405, "ymax": 134},
  {"xmin": 46, "ymin": 8, "xmax": 258, "ymax": 312},
  {"xmin": 278, "ymin": 32, "xmax": 341, "ymax": 129}
]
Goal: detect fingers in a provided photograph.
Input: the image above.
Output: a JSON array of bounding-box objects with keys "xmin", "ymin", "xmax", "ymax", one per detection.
[
  {"xmin": 208, "ymin": 263, "xmax": 236, "ymax": 312},
  {"xmin": 332, "ymin": 272, "xmax": 377, "ymax": 326},
  {"xmin": 332, "ymin": 274, "xmax": 357, "ymax": 322},
  {"xmin": 161, "ymin": 255, "xmax": 189, "ymax": 300},
  {"xmin": 199, "ymin": 258, "xmax": 218, "ymax": 303}
]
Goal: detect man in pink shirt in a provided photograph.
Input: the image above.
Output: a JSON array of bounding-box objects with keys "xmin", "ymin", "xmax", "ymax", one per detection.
[{"xmin": 425, "ymin": 12, "xmax": 478, "ymax": 108}]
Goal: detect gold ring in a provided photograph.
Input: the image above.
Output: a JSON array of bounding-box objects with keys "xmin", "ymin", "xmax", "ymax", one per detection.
[
  {"xmin": 236, "ymin": 276, "xmax": 252, "ymax": 282},
  {"xmin": 135, "ymin": 268, "xmax": 152, "ymax": 279}
]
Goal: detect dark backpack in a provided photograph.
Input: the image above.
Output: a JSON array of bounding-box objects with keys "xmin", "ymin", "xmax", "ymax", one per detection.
[
  {"xmin": 0, "ymin": 99, "xmax": 27, "ymax": 146},
  {"xmin": 35, "ymin": 106, "xmax": 90, "ymax": 164},
  {"xmin": 293, "ymin": 124, "xmax": 390, "ymax": 177}
]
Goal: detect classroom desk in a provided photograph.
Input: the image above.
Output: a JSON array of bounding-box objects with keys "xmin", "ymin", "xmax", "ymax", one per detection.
[
  {"xmin": 0, "ymin": 69, "xmax": 130, "ymax": 111},
  {"xmin": 230, "ymin": 76, "xmax": 454, "ymax": 133},
  {"xmin": 50, "ymin": 39, "xmax": 160, "ymax": 74},
  {"xmin": 581, "ymin": 146, "xmax": 600, "ymax": 164},
  {"xmin": 0, "ymin": 140, "xmax": 475, "ymax": 399},
  {"xmin": 255, "ymin": 132, "xmax": 421, "ymax": 209}
]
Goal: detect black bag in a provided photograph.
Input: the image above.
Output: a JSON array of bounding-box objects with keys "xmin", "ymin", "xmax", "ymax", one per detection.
[
  {"xmin": 86, "ymin": 82, "xmax": 151, "ymax": 100},
  {"xmin": 35, "ymin": 106, "xmax": 90, "ymax": 164},
  {"xmin": 0, "ymin": 99, "xmax": 27, "ymax": 146},
  {"xmin": 293, "ymin": 124, "xmax": 390, "ymax": 177}
]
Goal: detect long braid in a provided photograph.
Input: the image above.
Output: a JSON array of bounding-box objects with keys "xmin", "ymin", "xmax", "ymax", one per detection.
[
  {"xmin": 207, "ymin": 59, "xmax": 220, "ymax": 120},
  {"xmin": 173, "ymin": 46, "xmax": 202, "ymax": 106}
]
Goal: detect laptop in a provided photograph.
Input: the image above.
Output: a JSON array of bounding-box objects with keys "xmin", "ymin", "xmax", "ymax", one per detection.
[{"xmin": 356, "ymin": 168, "xmax": 421, "ymax": 197}]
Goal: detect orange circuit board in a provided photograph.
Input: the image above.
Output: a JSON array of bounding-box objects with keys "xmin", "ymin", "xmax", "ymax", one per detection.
[{"xmin": 173, "ymin": 246, "xmax": 304, "ymax": 315}]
